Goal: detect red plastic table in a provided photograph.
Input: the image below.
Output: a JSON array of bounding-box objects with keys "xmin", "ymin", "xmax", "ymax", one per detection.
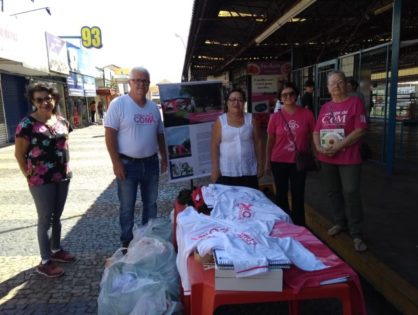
[
  {"xmin": 174, "ymin": 199, "xmax": 364, "ymax": 315},
  {"xmin": 186, "ymin": 254, "xmax": 353, "ymax": 315}
]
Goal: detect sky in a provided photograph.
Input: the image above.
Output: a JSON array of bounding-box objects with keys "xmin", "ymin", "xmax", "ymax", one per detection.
[{"xmin": 4, "ymin": 0, "xmax": 195, "ymax": 84}]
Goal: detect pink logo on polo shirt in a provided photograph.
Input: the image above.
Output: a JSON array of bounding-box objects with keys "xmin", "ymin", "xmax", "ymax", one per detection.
[
  {"xmin": 134, "ymin": 113, "xmax": 156, "ymax": 124},
  {"xmin": 238, "ymin": 202, "xmax": 253, "ymax": 219}
]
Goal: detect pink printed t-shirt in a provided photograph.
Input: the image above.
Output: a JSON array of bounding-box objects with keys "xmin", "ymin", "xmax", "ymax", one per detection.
[
  {"xmin": 314, "ymin": 96, "xmax": 368, "ymax": 165},
  {"xmin": 267, "ymin": 107, "xmax": 315, "ymax": 163}
]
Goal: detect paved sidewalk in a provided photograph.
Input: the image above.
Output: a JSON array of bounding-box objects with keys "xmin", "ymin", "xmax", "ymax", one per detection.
[{"xmin": 0, "ymin": 125, "xmax": 195, "ymax": 314}]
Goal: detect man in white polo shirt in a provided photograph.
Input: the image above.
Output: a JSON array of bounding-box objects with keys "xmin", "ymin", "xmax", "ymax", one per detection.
[{"xmin": 104, "ymin": 66, "xmax": 167, "ymax": 248}]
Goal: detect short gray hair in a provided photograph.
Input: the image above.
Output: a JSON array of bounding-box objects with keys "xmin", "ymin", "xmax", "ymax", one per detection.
[
  {"xmin": 327, "ymin": 70, "xmax": 347, "ymax": 82},
  {"xmin": 129, "ymin": 66, "xmax": 150, "ymax": 80}
]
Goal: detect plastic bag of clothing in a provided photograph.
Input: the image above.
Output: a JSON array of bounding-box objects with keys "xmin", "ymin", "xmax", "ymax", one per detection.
[
  {"xmin": 125, "ymin": 237, "xmax": 180, "ymax": 300},
  {"xmin": 132, "ymin": 217, "xmax": 173, "ymax": 243},
  {"xmin": 98, "ymin": 273, "xmax": 162, "ymax": 315},
  {"xmin": 98, "ymin": 237, "xmax": 181, "ymax": 315},
  {"xmin": 130, "ymin": 285, "xmax": 183, "ymax": 315}
]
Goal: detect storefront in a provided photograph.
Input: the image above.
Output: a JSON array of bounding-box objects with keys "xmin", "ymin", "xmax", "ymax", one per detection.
[
  {"xmin": 0, "ymin": 73, "xmax": 29, "ymax": 143},
  {"xmin": 66, "ymin": 72, "xmax": 86, "ymax": 127}
]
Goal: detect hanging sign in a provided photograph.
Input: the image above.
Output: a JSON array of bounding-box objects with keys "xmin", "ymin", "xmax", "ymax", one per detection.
[{"xmin": 80, "ymin": 26, "xmax": 102, "ymax": 48}]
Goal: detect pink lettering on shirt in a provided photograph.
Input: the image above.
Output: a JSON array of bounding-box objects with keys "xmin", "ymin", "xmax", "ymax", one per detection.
[
  {"xmin": 191, "ymin": 227, "xmax": 230, "ymax": 241},
  {"xmin": 134, "ymin": 113, "xmax": 156, "ymax": 124},
  {"xmin": 238, "ymin": 232, "xmax": 258, "ymax": 245},
  {"xmin": 321, "ymin": 110, "xmax": 348, "ymax": 126}
]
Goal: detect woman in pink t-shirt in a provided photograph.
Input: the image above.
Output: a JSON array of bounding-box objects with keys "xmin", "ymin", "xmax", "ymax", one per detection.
[
  {"xmin": 313, "ymin": 70, "xmax": 368, "ymax": 252},
  {"xmin": 265, "ymin": 82, "xmax": 315, "ymax": 226}
]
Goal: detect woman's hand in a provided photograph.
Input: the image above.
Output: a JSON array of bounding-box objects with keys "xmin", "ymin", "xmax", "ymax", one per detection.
[
  {"xmin": 324, "ymin": 140, "xmax": 347, "ymax": 156},
  {"xmin": 318, "ymin": 145, "xmax": 341, "ymax": 157}
]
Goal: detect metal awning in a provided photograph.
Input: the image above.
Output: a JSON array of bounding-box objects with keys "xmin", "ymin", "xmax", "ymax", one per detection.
[{"xmin": 182, "ymin": 0, "xmax": 418, "ymax": 80}]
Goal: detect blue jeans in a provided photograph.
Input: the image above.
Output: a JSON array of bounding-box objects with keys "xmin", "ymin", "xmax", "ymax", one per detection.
[
  {"xmin": 29, "ymin": 181, "xmax": 70, "ymax": 261},
  {"xmin": 117, "ymin": 154, "xmax": 159, "ymax": 243}
]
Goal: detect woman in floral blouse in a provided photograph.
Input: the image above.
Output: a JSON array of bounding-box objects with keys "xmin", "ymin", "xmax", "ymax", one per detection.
[{"xmin": 15, "ymin": 83, "xmax": 76, "ymax": 278}]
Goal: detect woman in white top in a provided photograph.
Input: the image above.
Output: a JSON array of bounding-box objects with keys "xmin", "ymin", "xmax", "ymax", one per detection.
[{"xmin": 211, "ymin": 88, "xmax": 263, "ymax": 189}]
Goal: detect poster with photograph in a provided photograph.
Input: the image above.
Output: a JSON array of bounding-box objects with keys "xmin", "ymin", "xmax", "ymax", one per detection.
[
  {"xmin": 248, "ymin": 61, "xmax": 291, "ymax": 127},
  {"xmin": 158, "ymin": 81, "xmax": 223, "ymax": 182}
]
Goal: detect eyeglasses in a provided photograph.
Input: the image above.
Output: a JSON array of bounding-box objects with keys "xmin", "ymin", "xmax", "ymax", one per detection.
[
  {"xmin": 228, "ymin": 98, "xmax": 245, "ymax": 103},
  {"xmin": 328, "ymin": 80, "xmax": 345, "ymax": 87},
  {"xmin": 281, "ymin": 92, "xmax": 295, "ymax": 98},
  {"xmin": 130, "ymin": 79, "xmax": 150, "ymax": 85},
  {"xmin": 34, "ymin": 96, "xmax": 53, "ymax": 104}
]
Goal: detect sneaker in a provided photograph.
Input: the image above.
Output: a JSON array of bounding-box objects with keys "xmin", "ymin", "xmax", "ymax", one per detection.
[
  {"xmin": 327, "ymin": 224, "xmax": 346, "ymax": 236},
  {"xmin": 51, "ymin": 249, "xmax": 76, "ymax": 263},
  {"xmin": 121, "ymin": 241, "xmax": 130, "ymax": 255},
  {"xmin": 353, "ymin": 238, "xmax": 367, "ymax": 252},
  {"xmin": 36, "ymin": 261, "xmax": 64, "ymax": 278}
]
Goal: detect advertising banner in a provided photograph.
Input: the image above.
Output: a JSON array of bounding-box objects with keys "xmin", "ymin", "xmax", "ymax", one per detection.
[
  {"xmin": 67, "ymin": 72, "xmax": 84, "ymax": 96},
  {"xmin": 0, "ymin": 16, "xmax": 23, "ymax": 62},
  {"xmin": 158, "ymin": 81, "xmax": 223, "ymax": 182},
  {"xmin": 83, "ymin": 75, "xmax": 97, "ymax": 97},
  {"xmin": 247, "ymin": 61, "xmax": 291, "ymax": 75},
  {"xmin": 251, "ymin": 73, "xmax": 289, "ymax": 127},
  {"xmin": 67, "ymin": 42, "xmax": 81, "ymax": 72},
  {"xmin": 45, "ymin": 32, "xmax": 69, "ymax": 75}
]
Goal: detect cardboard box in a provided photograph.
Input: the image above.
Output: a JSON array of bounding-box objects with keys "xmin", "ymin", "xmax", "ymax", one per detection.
[{"xmin": 215, "ymin": 267, "xmax": 283, "ymax": 292}]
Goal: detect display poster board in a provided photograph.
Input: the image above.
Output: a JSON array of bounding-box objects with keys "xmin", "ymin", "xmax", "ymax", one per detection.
[
  {"xmin": 158, "ymin": 81, "xmax": 223, "ymax": 182},
  {"xmin": 248, "ymin": 61, "xmax": 291, "ymax": 127},
  {"xmin": 251, "ymin": 75, "xmax": 280, "ymax": 127}
]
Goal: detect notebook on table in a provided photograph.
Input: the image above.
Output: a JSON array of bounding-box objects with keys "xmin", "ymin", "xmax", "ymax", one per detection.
[
  {"xmin": 213, "ymin": 249, "xmax": 286, "ymax": 291},
  {"xmin": 213, "ymin": 249, "xmax": 291, "ymax": 270}
]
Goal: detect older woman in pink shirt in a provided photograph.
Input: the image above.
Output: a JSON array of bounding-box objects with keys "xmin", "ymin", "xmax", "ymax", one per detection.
[{"xmin": 313, "ymin": 70, "xmax": 368, "ymax": 252}]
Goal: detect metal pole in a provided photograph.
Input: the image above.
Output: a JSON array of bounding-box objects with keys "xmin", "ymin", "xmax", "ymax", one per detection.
[{"xmin": 386, "ymin": 0, "xmax": 402, "ymax": 175}]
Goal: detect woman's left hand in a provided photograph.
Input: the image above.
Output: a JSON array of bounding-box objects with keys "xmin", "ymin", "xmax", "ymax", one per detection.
[{"xmin": 324, "ymin": 141, "xmax": 345, "ymax": 156}]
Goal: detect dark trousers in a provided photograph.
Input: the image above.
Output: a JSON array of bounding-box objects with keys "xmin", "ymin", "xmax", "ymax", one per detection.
[
  {"xmin": 320, "ymin": 162, "xmax": 363, "ymax": 238},
  {"xmin": 271, "ymin": 162, "xmax": 306, "ymax": 226},
  {"xmin": 90, "ymin": 111, "xmax": 96, "ymax": 123},
  {"xmin": 216, "ymin": 175, "xmax": 259, "ymax": 190}
]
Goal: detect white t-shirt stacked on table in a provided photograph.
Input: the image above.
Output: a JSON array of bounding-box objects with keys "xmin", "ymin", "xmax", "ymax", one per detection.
[{"xmin": 176, "ymin": 185, "xmax": 327, "ymax": 295}]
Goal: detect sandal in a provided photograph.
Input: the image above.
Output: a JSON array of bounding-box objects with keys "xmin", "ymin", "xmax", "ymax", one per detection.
[
  {"xmin": 327, "ymin": 225, "xmax": 346, "ymax": 236},
  {"xmin": 353, "ymin": 238, "xmax": 367, "ymax": 252}
]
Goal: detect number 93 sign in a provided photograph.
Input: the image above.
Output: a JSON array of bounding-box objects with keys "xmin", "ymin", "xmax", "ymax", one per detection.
[{"xmin": 81, "ymin": 26, "xmax": 103, "ymax": 49}]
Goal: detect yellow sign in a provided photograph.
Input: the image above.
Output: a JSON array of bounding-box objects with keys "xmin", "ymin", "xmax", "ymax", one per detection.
[
  {"xmin": 113, "ymin": 68, "xmax": 131, "ymax": 75},
  {"xmin": 81, "ymin": 26, "xmax": 102, "ymax": 48}
]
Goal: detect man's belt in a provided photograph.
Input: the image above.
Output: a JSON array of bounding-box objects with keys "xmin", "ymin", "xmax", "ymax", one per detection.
[{"xmin": 119, "ymin": 153, "xmax": 157, "ymax": 162}]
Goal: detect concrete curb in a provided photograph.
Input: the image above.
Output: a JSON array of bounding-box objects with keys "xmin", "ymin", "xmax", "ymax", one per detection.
[{"xmin": 305, "ymin": 203, "xmax": 418, "ymax": 315}]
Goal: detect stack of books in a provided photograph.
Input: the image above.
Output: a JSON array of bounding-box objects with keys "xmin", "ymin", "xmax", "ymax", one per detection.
[{"xmin": 213, "ymin": 249, "xmax": 289, "ymax": 292}]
